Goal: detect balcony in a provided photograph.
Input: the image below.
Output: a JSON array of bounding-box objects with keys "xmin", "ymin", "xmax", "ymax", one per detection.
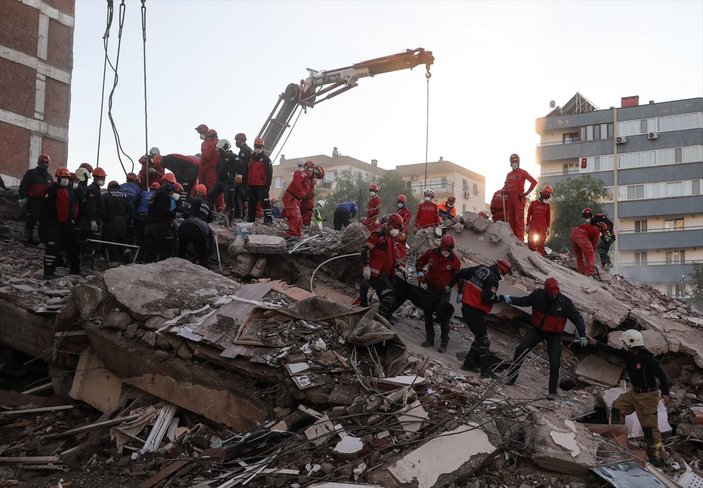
[
  {"xmin": 617, "ymin": 226, "xmax": 703, "ymax": 251},
  {"xmin": 618, "ymin": 262, "xmax": 696, "ymax": 284},
  {"xmin": 537, "ymin": 139, "xmax": 613, "ymax": 163},
  {"xmin": 618, "ymin": 196, "xmax": 703, "ymax": 219}
]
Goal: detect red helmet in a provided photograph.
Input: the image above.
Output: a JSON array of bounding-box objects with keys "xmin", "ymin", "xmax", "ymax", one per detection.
[
  {"xmin": 149, "ymin": 181, "xmax": 161, "ymax": 190},
  {"xmin": 162, "ymin": 173, "xmax": 177, "ymax": 184},
  {"xmin": 312, "ymin": 166, "xmax": 325, "ymax": 179},
  {"xmin": 396, "ymin": 194, "xmax": 407, "ymax": 203},
  {"xmin": 108, "ymin": 180, "xmax": 120, "ymax": 190},
  {"xmin": 92, "ymin": 167, "xmax": 107, "ymax": 178},
  {"xmin": 206, "ymin": 129, "xmax": 218, "ymax": 138},
  {"xmin": 79, "ymin": 162, "xmax": 94, "ymax": 173},
  {"xmin": 582, "ymin": 207, "xmax": 593, "ymax": 219},
  {"xmin": 440, "ymin": 235, "xmax": 456, "ymax": 250},
  {"xmin": 55, "ymin": 167, "xmax": 70, "ymax": 178},
  {"xmin": 234, "ymin": 132, "xmax": 246, "ymax": 142},
  {"xmin": 126, "ymin": 172, "xmax": 139, "ymax": 182},
  {"xmin": 304, "ymin": 160, "xmax": 315, "ymax": 170},
  {"xmin": 38, "ymin": 154, "xmax": 51, "ymax": 164},
  {"xmin": 478, "ymin": 211, "xmax": 489, "ymax": 218},
  {"xmin": 544, "ymin": 277, "xmax": 560, "ymax": 299},
  {"xmin": 387, "ymin": 213, "xmax": 404, "ymax": 229},
  {"xmin": 596, "ymin": 221, "xmax": 608, "ymax": 233},
  {"xmin": 369, "ymin": 183, "xmax": 379, "ymax": 192},
  {"xmin": 195, "ymin": 184, "xmax": 207, "ymax": 195},
  {"xmin": 495, "ymin": 258, "xmax": 512, "ymax": 275},
  {"xmin": 447, "ymin": 194, "xmax": 456, "ymax": 204},
  {"xmin": 69, "ymin": 172, "xmax": 78, "ymax": 181},
  {"xmin": 174, "ymin": 182, "xmax": 184, "ymax": 192},
  {"xmin": 254, "ymin": 137, "xmax": 264, "ymax": 147},
  {"xmin": 195, "ymin": 124, "xmax": 209, "ymax": 133},
  {"xmin": 539, "ymin": 190, "xmax": 551, "ymax": 200}
]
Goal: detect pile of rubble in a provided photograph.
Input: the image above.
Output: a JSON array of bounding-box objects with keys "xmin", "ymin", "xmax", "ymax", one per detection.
[{"xmin": 1, "ymin": 195, "xmax": 703, "ymax": 487}]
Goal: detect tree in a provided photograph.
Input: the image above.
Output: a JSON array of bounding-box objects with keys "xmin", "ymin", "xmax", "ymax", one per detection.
[
  {"xmin": 691, "ymin": 262, "xmax": 703, "ymax": 307},
  {"xmin": 548, "ymin": 175, "xmax": 608, "ymax": 252},
  {"xmin": 377, "ymin": 170, "xmax": 419, "ymax": 217}
]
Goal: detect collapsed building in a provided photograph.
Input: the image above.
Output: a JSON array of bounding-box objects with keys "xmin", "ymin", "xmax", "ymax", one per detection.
[{"xmin": 1, "ymin": 190, "xmax": 703, "ymax": 488}]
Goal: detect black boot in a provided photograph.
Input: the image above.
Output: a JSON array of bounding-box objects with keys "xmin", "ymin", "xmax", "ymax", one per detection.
[
  {"xmin": 421, "ymin": 338, "xmax": 434, "ymax": 347},
  {"xmin": 461, "ymin": 349, "xmax": 480, "ymax": 371},
  {"xmin": 438, "ymin": 322, "xmax": 449, "ymax": 353},
  {"xmin": 611, "ymin": 408, "xmax": 622, "ymax": 425},
  {"xmin": 422, "ymin": 320, "xmax": 435, "ymax": 347},
  {"xmin": 479, "ymin": 354, "xmax": 497, "ymax": 379}
]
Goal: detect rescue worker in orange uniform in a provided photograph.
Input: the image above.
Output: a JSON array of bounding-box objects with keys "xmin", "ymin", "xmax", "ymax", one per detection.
[
  {"xmin": 283, "ymin": 163, "xmax": 309, "ymax": 237},
  {"xmin": 437, "ymin": 195, "xmax": 457, "ymax": 223},
  {"xmin": 447, "ymin": 258, "xmax": 512, "ymax": 378},
  {"xmin": 197, "ymin": 126, "xmax": 222, "ymax": 211},
  {"xmin": 363, "ymin": 183, "xmax": 382, "ymax": 232},
  {"xmin": 414, "ymin": 188, "xmax": 441, "ymax": 232},
  {"xmin": 570, "ymin": 207, "xmax": 603, "ymax": 277},
  {"xmin": 19, "ymin": 153, "xmax": 53, "ymax": 244},
  {"xmin": 503, "ymin": 153, "xmax": 537, "ymax": 241},
  {"xmin": 503, "ymin": 277, "xmax": 587, "ymax": 399},
  {"xmin": 361, "ymin": 213, "xmax": 405, "ymax": 322},
  {"xmin": 137, "ymin": 147, "xmax": 165, "ymax": 190},
  {"xmin": 246, "ymin": 138, "xmax": 273, "ymax": 224},
  {"xmin": 301, "ymin": 161, "xmax": 318, "ymax": 226},
  {"xmin": 526, "ymin": 185, "xmax": 553, "ymax": 255},
  {"xmin": 394, "ymin": 194, "xmax": 412, "ymax": 264},
  {"xmin": 42, "ymin": 168, "xmax": 81, "ymax": 278},
  {"xmin": 416, "ymin": 235, "xmax": 462, "ymax": 352}
]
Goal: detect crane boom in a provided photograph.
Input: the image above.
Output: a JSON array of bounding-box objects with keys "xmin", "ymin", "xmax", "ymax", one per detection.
[{"xmin": 258, "ymin": 48, "xmax": 434, "ymax": 156}]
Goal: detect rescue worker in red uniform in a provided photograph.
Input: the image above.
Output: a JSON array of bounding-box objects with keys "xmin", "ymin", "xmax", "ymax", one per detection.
[
  {"xmin": 489, "ymin": 189, "xmax": 507, "ymax": 222},
  {"xmin": 416, "ymin": 235, "xmax": 462, "ymax": 352},
  {"xmin": 197, "ymin": 127, "xmax": 222, "ymax": 211},
  {"xmin": 447, "ymin": 258, "xmax": 512, "ymax": 378},
  {"xmin": 301, "ymin": 161, "xmax": 318, "ymax": 226},
  {"xmin": 503, "ymin": 153, "xmax": 537, "ymax": 241},
  {"xmin": 19, "ymin": 153, "xmax": 53, "ymax": 244},
  {"xmin": 526, "ymin": 185, "xmax": 553, "ymax": 255},
  {"xmin": 437, "ymin": 195, "xmax": 457, "ymax": 223},
  {"xmin": 246, "ymin": 138, "xmax": 273, "ymax": 224},
  {"xmin": 42, "ymin": 168, "xmax": 81, "ymax": 278},
  {"xmin": 361, "ymin": 213, "xmax": 405, "ymax": 322},
  {"xmin": 363, "ymin": 183, "xmax": 382, "ymax": 232},
  {"xmin": 503, "ymin": 277, "xmax": 587, "ymax": 399},
  {"xmin": 414, "ymin": 188, "xmax": 441, "ymax": 232},
  {"xmin": 161, "ymin": 153, "xmax": 200, "ymax": 196},
  {"xmin": 395, "ymin": 194, "xmax": 412, "ymax": 264},
  {"xmin": 283, "ymin": 162, "xmax": 309, "ymax": 238},
  {"xmin": 137, "ymin": 147, "xmax": 165, "ymax": 190},
  {"xmin": 570, "ymin": 207, "xmax": 602, "ymax": 277}
]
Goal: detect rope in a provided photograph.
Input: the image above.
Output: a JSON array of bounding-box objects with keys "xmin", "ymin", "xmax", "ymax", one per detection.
[
  {"xmin": 140, "ymin": 0, "xmax": 149, "ymax": 187},
  {"xmin": 95, "ymin": 0, "xmax": 114, "ymax": 167},
  {"xmin": 423, "ymin": 69, "xmax": 431, "ymax": 189},
  {"xmin": 271, "ymin": 106, "xmax": 302, "ymax": 164}
]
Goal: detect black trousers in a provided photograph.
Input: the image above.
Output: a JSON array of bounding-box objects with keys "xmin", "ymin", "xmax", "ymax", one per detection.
[
  {"xmin": 178, "ymin": 222, "xmax": 211, "ymax": 268},
  {"xmin": 368, "ymin": 273, "xmax": 396, "ymax": 319},
  {"xmin": 506, "ymin": 328, "xmax": 563, "ymax": 394},
  {"xmin": 461, "ymin": 305, "xmax": 491, "ymax": 371},
  {"xmin": 103, "ymin": 216, "xmax": 130, "ymax": 265},
  {"xmin": 25, "ymin": 198, "xmax": 47, "ymax": 243},
  {"xmin": 333, "ymin": 208, "xmax": 352, "ymax": 230},
  {"xmin": 44, "ymin": 223, "xmax": 80, "ymax": 275},
  {"xmin": 394, "ymin": 278, "xmax": 453, "ymax": 344},
  {"xmin": 247, "ymin": 186, "xmax": 272, "ymax": 223},
  {"xmin": 208, "ymin": 181, "xmax": 235, "ymax": 214},
  {"xmin": 143, "ymin": 222, "xmax": 173, "ymax": 263}
]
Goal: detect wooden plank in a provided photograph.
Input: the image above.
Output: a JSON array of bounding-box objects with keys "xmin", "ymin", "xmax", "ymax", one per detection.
[
  {"xmin": 43, "ymin": 414, "xmax": 141, "ymax": 439},
  {"xmin": 137, "ymin": 459, "xmax": 190, "ymax": 488},
  {"xmin": 0, "ymin": 405, "xmax": 73, "ymax": 416},
  {"xmin": 0, "ymin": 456, "xmax": 60, "ymax": 463},
  {"xmin": 21, "ymin": 382, "xmax": 53, "ymax": 395}
]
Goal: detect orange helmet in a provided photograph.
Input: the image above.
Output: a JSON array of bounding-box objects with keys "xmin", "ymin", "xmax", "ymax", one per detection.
[
  {"xmin": 543, "ymin": 185, "xmax": 554, "ymax": 195},
  {"xmin": 162, "ymin": 173, "xmax": 177, "ymax": 184},
  {"xmin": 92, "ymin": 167, "xmax": 107, "ymax": 178},
  {"xmin": 149, "ymin": 181, "xmax": 161, "ymax": 190},
  {"xmin": 254, "ymin": 137, "xmax": 264, "ymax": 147},
  {"xmin": 69, "ymin": 172, "xmax": 79, "ymax": 181},
  {"xmin": 447, "ymin": 195, "xmax": 456, "ymax": 204},
  {"xmin": 55, "ymin": 167, "xmax": 70, "ymax": 178},
  {"xmin": 194, "ymin": 184, "xmax": 207, "ymax": 195},
  {"xmin": 312, "ymin": 166, "xmax": 325, "ymax": 179}
]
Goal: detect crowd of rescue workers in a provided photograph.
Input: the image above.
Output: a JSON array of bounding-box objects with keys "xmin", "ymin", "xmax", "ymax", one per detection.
[{"xmin": 10, "ymin": 127, "xmax": 669, "ymax": 467}]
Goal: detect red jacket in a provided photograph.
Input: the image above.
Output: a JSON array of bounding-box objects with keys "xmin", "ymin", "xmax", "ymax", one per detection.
[
  {"xmin": 527, "ymin": 199, "xmax": 550, "ymax": 230},
  {"xmin": 414, "ymin": 201, "xmax": 440, "ymax": 229},
  {"xmin": 510, "ymin": 289, "xmax": 586, "ymax": 335},
  {"xmin": 198, "ymin": 138, "xmax": 219, "ymax": 184},
  {"xmin": 416, "ymin": 248, "xmax": 461, "ymax": 293},
  {"xmin": 247, "ymin": 153, "xmax": 272, "ymax": 187},
  {"xmin": 396, "ymin": 206, "xmax": 412, "ymax": 234},
  {"xmin": 448, "ymin": 264, "xmax": 501, "ymax": 314},
  {"xmin": 286, "ymin": 170, "xmax": 308, "ymax": 201},
  {"xmin": 365, "ymin": 231, "xmax": 396, "ymax": 278},
  {"xmin": 367, "ymin": 196, "xmax": 382, "ymax": 218},
  {"xmin": 504, "ymin": 168, "xmax": 537, "ymax": 199},
  {"xmin": 572, "ymin": 223, "xmax": 601, "ymax": 250},
  {"xmin": 490, "ymin": 189, "xmax": 507, "ymax": 221},
  {"xmin": 19, "ymin": 166, "xmax": 53, "ymax": 199}
]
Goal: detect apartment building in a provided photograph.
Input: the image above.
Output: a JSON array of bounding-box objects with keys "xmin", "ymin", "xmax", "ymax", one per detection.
[{"xmin": 536, "ymin": 93, "xmax": 703, "ymax": 298}]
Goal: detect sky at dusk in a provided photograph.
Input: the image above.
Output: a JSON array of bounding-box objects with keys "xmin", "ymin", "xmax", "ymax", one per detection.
[{"xmin": 67, "ymin": 0, "xmax": 703, "ymax": 202}]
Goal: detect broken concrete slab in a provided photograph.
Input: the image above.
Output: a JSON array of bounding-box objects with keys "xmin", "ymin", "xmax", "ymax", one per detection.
[
  {"xmin": 368, "ymin": 423, "xmax": 497, "ymax": 488},
  {"xmin": 71, "ymin": 284, "xmax": 105, "ymax": 321},
  {"xmin": 244, "ymin": 234, "xmax": 287, "ymax": 254},
  {"xmin": 103, "ymin": 258, "xmax": 240, "ymax": 320},
  {"xmin": 103, "ymin": 310, "xmax": 133, "ymax": 330},
  {"xmin": 525, "ymin": 413, "xmax": 599, "ymax": 475},
  {"xmin": 69, "ymin": 347, "xmax": 123, "ymax": 413},
  {"xmin": 575, "ymin": 355, "xmax": 624, "ymax": 387}
]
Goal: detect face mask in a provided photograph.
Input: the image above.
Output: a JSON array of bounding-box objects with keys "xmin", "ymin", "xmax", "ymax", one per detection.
[
  {"xmin": 369, "ymin": 191, "xmax": 376, "ymax": 197},
  {"xmin": 447, "ymin": 203, "xmax": 454, "ymax": 208},
  {"xmin": 585, "ymin": 218, "xmax": 591, "ymax": 224},
  {"xmin": 424, "ymin": 196, "xmax": 431, "ymax": 202},
  {"xmin": 441, "ymin": 250, "xmax": 450, "ymax": 258},
  {"xmin": 71, "ymin": 182, "xmax": 78, "ymax": 190},
  {"xmin": 254, "ymin": 148, "xmax": 263, "ymax": 154},
  {"xmin": 172, "ymin": 193, "xmax": 181, "ymax": 201},
  {"xmin": 200, "ymin": 133, "xmax": 206, "ymax": 140},
  {"xmin": 511, "ymin": 163, "xmax": 519, "ymax": 170},
  {"xmin": 96, "ymin": 179, "xmax": 104, "ymax": 187},
  {"xmin": 397, "ymin": 202, "xmax": 404, "ymax": 209},
  {"xmin": 390, "ymin": 229, "xmax": 400, "ymax": 238},
  {"xmin": 59, "ymin": 178, "xmax": 69, "ymax": 187}
]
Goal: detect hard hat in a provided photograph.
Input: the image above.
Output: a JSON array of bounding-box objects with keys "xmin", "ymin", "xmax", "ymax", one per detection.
[
  {"xmin": 424, "ymin": 188, "xmax": 434, "ymax": 198},
  {"xmin": 478, "ymin": 211, "xmax": 488, "ymax": 218},
  {"xmin": 312, "ymin": 166, "xmax": 325, "ymax": 179},
  {"xmin": 126, "ymin": 172, "xmax": 139, "ymax": 182},
  {"xmin": 234, "ymin": 132, "xmax": 246, "ymax": 141},
  {"xmin": 543, "ymin": 184, "xmax": 554, "ymax": 195},
  {"xmin": 396, "ymin": 194, "xmax": 407, "ymax": 203},
  {"xmin": 92, "ymin": 167, "xmax": 107, "ymax": 178},
  {"xmin": 55, "ymin": 167, "xmax": 70, "ymax": 178},
  {"xmin": 195, "ymin": 124, "xmax": 209, "ymax": 133},
  {"xmin": 216, "ymin": 139, "xmax": 232, "ymax": 152},
  {"xmin": 582, "ymin": 207, "xmax": 593, "ymax": 219},
  {"xmin": 510, "ymin": 153, "xmax": 520, "ymax": 161},
  {"xmin": 317, "ymin": 200, "xmax": 326, "ymax": 208},
  {"xmin": 254, "ymin": 137, "xmax": 264, "ymax": 147},
  {"xmin": 206, "ymin": 129, "xmax": 218, "ymax": 138},
  {"xmin": 69, "ymin": 172, "xmax": 78, "ymax": 181},
  {"xmin": 149, "ymin": 181, "xmax": 161, "ymax": 190},
  {"xmin": 621, "ymin": 329, "xmax": 644, "ymax": 348},
  {"xmin": 149, "ymin": 147, "xmax": 160, "ymax": 157},
  {"xmin": 75, "ymin": 167, "xmax": 90, "ymax": 182},
  {"xmin": 388, "ymin": 213, "xmax": 404, "ymax": 229},
  {"xmin": 79, "ymin": 162, "xmax": 94, "ymax": 173},
  {"xmin": 297, "ymin": 160, "xmax": 306, "ymax": 168},
  {"xmin": 544, "ymin": 277, "xmax": 560, "ymax": 298},
  {"xmin": 195, "ymin": 184, "xmax": 207, "ymax": 195},
  {"xmin": 305, "ymin": 160, "xmax": 315, "ymax": 170},
  {"xmin": 539, "ymin": 190, "xmax": 551, "ymax": 200},
  {"xmin": 38, "ymin": 154, "xmax": 51, "ymax": 164},
  {"xmin": 495, "ymin": 258, "xmax": 512, "ymax": 275},
  {"xmin": 440, "ymin": 235, "xmax": 456, "ymax": 250},
  {"xmin": 174, "ymin": 182, "xmax": 184, "ymax": 192},
  {"xmin": 596, "ymin": 221, "xmax": 608, "ymax": 233},
  {"xmin": 108, "ymin": 180, "xmax": 120, "ymax": 190},
  {"xmin": 369, "ymin": 183, "xmax": 379, "ymax": 192},
  {"xmin": 447, "ymin": 194, "xmax": 456, "ymax": 203},
  {"xmin": 162, "ymin": 173, "xmax": 177, "ymax": 184}
]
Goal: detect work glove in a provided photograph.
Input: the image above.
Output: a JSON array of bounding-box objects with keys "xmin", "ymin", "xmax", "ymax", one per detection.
[
  {"xmin": 579, "ymin": 337, "xmax": 588, "ymax": 348},
  {"xmin": 456, "ymin": 293, "xmax": 463, "ymax": 304},
  {"xmin": 416, "ymin": 271, "xmax": 425, "ymax": 283},
  {"xmin": 501, "ymin": 295, "xmax": 512, "ymax": 304},
  {"xmin": 235, "ymin": 174, "xmax": 243, "ymax": 185},
  {"xmin": 18, "ymin": 198, "xmax": 27, "ymax": 207},
  {"xmin": 90, "ymin": 220, "xmax": 98, "ymax": 233},
  {"xmin": 362, "ymin": 266, "xmax": 371, "ymax": 280},
  {"xmin": 604, "ymin": 233, "xmax": 612, "ymax": 243}
]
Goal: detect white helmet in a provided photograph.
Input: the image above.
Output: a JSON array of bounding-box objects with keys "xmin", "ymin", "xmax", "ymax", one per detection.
[
  {"xmin": 149, "ymin": 147, "xmax": 160, "ymax": 156},
  {"xmin": 317, "ymin": 200, "xmax": 326, "ymax": 209},
  {"xmin": 621, "ymin": 329, "xmax": 644, "ymax": 348},
  {"xmin": 216, "ymin": 139, "xmax": 232, "ymax": 152},
  {"xmin": 297, "ymin": 159, "xmax": 306, "ymax": 168}
]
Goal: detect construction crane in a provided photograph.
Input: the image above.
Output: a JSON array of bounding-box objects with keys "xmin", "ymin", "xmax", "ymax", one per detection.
[{"xmin": 257, "ymin": 48, "xmax": 434, "ymax": 156}]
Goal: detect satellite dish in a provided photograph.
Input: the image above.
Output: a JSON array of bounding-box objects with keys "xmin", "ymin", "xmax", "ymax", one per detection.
[{"xmin": 549, "ymin": 100, "xmax": 556, "ymax": 108}]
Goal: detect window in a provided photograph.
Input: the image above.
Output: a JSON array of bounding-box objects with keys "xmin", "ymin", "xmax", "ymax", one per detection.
[
  {"xmin": 640, "ymin": 119, "xmax": 648, "ymax": 133},
  {"xmin": 473, "ymin": 182, "xmax": 479, "ymax": 195},
  {"xmin": 586, "ymin": 125, "xmax": 594, "ymax": 140},
  {"xmin": 406, "ymin": 181, "xmax": 412, "ymax": 190},
  {"xmin": 562, "ymin": 162, "xmax": 578, "ymax": 175},
  {"xmin": 627, "ymin": 184, "xmax": 644, "ymax": 199},
  {"xmin": 666, "ymin": 250, "xmax": 685, "ymax": 264},
  {"xmin": 324, "ymin": 170, "xmax": 335, "ymax": 183},
  {"xmin": 563, "ymin": 131, "xmax": 579, "ymax": 143},
  {"xmin": 675, "ymin": 283, "xmax": 685, "ymax": 298},
  {"xmin": 664, "ymin": 218, "xmax": 684, "ymax": 231},
  {"xmin": 593, "ymin": 124, "xmax": 601, "ymax": 140},
  {"xmin": 675, "ymin": 147, "xmax": 682, "ymax": 163},
  {"xmin": 274, "ymin": 176, "xmax": 283, "ymax": 189},
  {"xmin": 634, "ymin": 220, "xmax": 647, "ymax": 233},
  {"xmin": 635, "ymin": 252, "xmax": 648, "ymax": 265},
  {"xmin": 694, "ymin": 180, "xmax": 701, "ymax": 195},
  {"xmin": 463, "ymin": 179, "xmax": 468, "ymax": 191}
]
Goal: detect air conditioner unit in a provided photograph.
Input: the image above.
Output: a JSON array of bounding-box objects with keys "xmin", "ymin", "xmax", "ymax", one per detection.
[
  {"xmin": 616, "ymin": 136, "xmax": 627, "ymax": 144},
  {"xmin": 648, "ymin": 131, "xmax": 659, "ymax": 140}
]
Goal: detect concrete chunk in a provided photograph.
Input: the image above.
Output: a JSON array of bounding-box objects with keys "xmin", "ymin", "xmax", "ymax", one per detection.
[
  {"xmin": 71, "ymin": 284, "xmax": 104, "ymax": 320},
  {"xmin": 526, "ymin": 413, "xmax": 598, "ymax": 475},
  {"xmin": 575, "ymin": 355, "xmax": 624, "ymax": 387},
  {"xmin": 244, "ymin": 234, "xmax": 287, "ymax": 254}
]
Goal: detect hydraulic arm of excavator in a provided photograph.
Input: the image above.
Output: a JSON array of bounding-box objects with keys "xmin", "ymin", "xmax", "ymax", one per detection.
[{"xmin": 258, "ymin": 47, "xmax": 434, "ymax": 156}]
